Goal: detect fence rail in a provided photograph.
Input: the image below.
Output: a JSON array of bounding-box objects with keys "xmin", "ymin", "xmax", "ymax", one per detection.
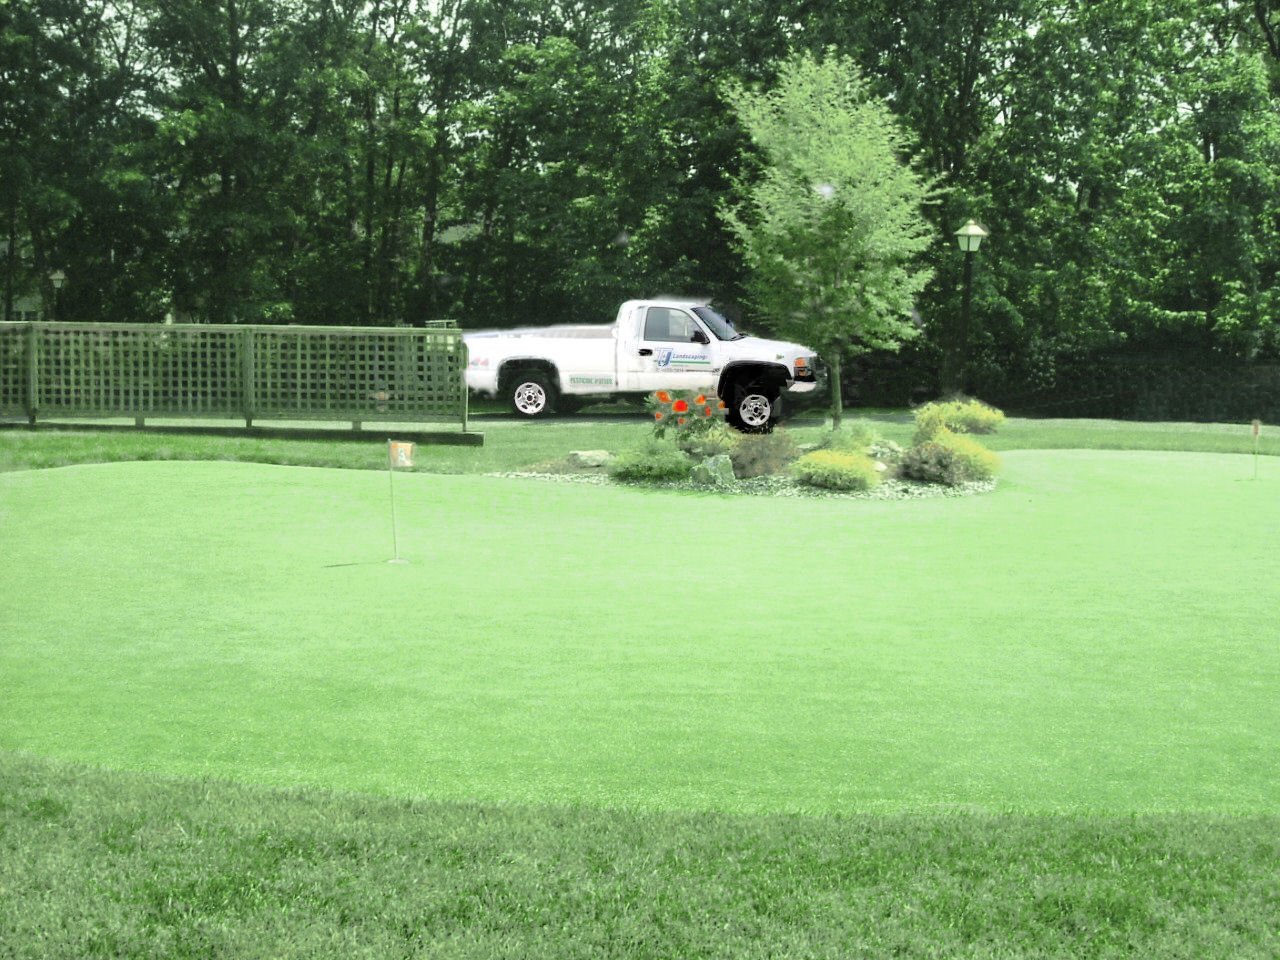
[{"xmin": 0, "ymin": 322, "xmax": 470, "ymax": 433}]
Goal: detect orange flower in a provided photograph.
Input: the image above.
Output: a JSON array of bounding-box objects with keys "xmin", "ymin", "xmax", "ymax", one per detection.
[
  {"xmin": 695, "ymin": 394, "xmax": 706, "ymax": 404},
  {"xmin": 656, "ymin": 391, "xmax": 672, "ymax": 404},
  {"xmin": 717, "ymin": 400, "xmax": 727, "ymax": 409},
  {"xmin": 673, "ymin": 399, "xmax": 689, "ymax": 413},
  {"xmin": 677, "ymin": 417, "xmax": 686, "ymax": 425},
  {"xmin": 703, "ymin": 406, "xmax": 712, "ymax": 417},
  {"xmin": 654, "ymin": 411, "xmax": 664, "ymax": 420}
]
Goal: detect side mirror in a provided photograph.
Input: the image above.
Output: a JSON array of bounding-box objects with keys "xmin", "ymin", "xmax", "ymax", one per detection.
[{"xmin": 691, "ymin": 330, "xmax": 709, "ymax": 344}]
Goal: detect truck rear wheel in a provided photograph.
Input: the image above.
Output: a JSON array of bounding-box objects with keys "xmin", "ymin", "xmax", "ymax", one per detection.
[
  {"xmin": 726, "ymin": 381, "xmax": 778, "ymax": 433},
  {"xmin": 510, "ymin": 372, "xmax": 557, "ymax": 418}
]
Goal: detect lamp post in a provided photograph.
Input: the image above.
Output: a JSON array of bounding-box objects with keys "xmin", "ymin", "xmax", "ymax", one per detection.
[
  {"xmin": 942, "ymin": 219, "xmax": 988, "ymax": 396},
  {"xmin": 49, "ymin": 269, "xmax": 65, "ymax": 322},
  {"xmin": 1, "ymin": 236, "xmax": 9, "ymax": 323}
]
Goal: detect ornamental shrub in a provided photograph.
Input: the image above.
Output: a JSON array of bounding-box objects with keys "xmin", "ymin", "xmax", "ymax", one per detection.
[
  {"xmin": 947, "ymin": 397, "xmax": 1005, "ymax": 434},
  {"xmin": 913, "ymin": 403, "xmax": 951, "ymax": 443},
  {"xmin": 900, "ymin": 429, "xmax": 1000, "ymax": 485},
  {"xmin": 608, "ymin": 437, "xmax": 693, "ymax": 482},
  {"xmin": 649, "ymin": 389, "xmax": 727, "ymax": 440},
  {"xmin": 729, "ymin": 428, "xmax": 800, "ymax": 478},
  {"xmin": 913, "ymin": 397, "xmax": 1005, "ymax": 442},
  {"xmin": 679, "ymin": 422, "xmax": 739, "ymax": 459},
  {"xmin": 792, "ymin": 449, "xmax": 882, "ymax": 491}
]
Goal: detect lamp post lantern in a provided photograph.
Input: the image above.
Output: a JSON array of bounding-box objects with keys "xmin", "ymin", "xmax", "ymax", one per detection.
[
  {"xmin": 49, "ymin": 269, "xmax": 66, "ymax": 322},
  {"xmin": 942, "ymin": 220, "xmax": 988, "ymax": 395}
]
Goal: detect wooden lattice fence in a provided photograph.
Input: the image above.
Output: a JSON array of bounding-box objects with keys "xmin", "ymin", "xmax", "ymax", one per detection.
[{"xmin": 0, "ymin": 322, "xmax": 471, "ymax": 434}]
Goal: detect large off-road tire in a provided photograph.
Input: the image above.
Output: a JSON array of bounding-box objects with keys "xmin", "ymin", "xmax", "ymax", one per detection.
[
  {"xmin": 726, "ymin": 380, "xmax": 778, "ymax": 433},
  {"xmin": 509, "ymin": 371, "xmax": 557, "ymax": 418}
]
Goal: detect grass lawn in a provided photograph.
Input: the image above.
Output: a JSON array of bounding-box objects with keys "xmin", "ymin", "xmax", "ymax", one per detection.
[
  {"xmin": 3, "ymin": 450, "xmax": 1277, "ymax": 814},
  {"xmin": 3, "ymin": 421, "xmax": 1279, "ymax": 957},
  {"xmin": 2, "ymin": 410, "xmax": 1275, "ymax": 476}
]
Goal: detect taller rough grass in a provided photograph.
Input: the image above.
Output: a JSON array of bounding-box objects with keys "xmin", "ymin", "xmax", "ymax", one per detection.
[{"xmin": 2, "ymin": 752, "xmax": 1277, "ymax": 960}]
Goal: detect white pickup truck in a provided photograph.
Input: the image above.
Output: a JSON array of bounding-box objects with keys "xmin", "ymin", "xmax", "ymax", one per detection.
[{"xmin": 464, "ymin": 299, "xmax": 819, "ymax": 431}]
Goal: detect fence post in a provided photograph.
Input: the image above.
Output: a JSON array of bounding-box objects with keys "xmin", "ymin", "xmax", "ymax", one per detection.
[
  {"xmin": 460, "ymin": 337, "xmax": 469, "ymax": 433},
  {"xmin": 242, "ymin": 327, "xmax": 256, "ymax": 428},
  {"xmin": 25, "ymin": 322, "xmax": 37, "ymax": 425}
]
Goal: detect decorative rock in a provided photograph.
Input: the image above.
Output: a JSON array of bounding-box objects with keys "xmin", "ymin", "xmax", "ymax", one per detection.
[
  {"xmin": 692, "ymin": 453, "xmax": 736, "ymax": 487},
  {"xmin": 568, "ymin": 450, "xmax": 611, "ymax": 468}
]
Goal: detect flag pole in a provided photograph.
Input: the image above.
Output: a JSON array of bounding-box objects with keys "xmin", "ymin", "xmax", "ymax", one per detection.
[
  {"xmin": 387, "ymin": 439, "xmax": 403, "ymax": 563},
  {"xmin": 1253, "ymin": 420, "xmax": 1261, "ymax": 481}
]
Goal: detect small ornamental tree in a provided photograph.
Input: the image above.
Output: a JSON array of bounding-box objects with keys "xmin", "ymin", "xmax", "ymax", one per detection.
[{"xmin": 722, "ymin": 50, "xmax": 937, "ymax": 428}]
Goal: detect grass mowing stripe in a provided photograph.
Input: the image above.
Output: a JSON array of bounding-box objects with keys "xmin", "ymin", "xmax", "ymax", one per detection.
[
  {"xmin": 3, "ymin": 451, "xmax": 1277, "ymax": 813},
  {"xmin": 2, "ymin": 752, "xmax": 1277, "ymax": 960}
]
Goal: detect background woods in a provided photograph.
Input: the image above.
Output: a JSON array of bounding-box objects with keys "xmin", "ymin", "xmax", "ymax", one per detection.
[{"xmin": 4, "ymin": 0, "xmax": 1279, "ymax": 415}]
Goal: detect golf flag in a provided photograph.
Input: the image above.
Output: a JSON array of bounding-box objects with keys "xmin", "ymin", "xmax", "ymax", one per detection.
[
  {"xmin": 389, "ymin": 440, "xmax": 415, "ymax": 468},
  {"xmin": 386, "ymin": 440, "xmax": 415, "ymax": 563}
]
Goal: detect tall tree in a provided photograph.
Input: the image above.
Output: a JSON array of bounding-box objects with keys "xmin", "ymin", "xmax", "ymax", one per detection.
[{"xmin": 723, "ymin": 50, "xmax": 936, "ymax": 427}]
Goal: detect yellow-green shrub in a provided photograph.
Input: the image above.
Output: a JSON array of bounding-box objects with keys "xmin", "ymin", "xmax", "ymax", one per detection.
[
  {"xmin": 913, "ymin": 398, "xmax": 1005, "ymax": 442},
  {"xmin": 792, "ymin": 449, "xmax": 882, "ymax": 491},
  {"xmin": 900, "ymin": 430, "xmax": 1000, "ymax": 485}
]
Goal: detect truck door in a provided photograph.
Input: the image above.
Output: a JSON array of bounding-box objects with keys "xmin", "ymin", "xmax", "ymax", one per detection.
[{"xmin": 621, "ymin": 306, "xmax": 716, "ymax": 393}]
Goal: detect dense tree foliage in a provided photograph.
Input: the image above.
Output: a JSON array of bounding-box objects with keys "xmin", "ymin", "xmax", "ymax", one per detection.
[
  {"xmin": 723, "ymin": 51, "xmax": 936, "ymax": 427},
  {"xmin": 3, "ymin": 0, "xmax": 1278, "ymax": 410}
]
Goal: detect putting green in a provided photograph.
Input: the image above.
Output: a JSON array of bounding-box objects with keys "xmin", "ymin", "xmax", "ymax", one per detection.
[{"xmin": 2, "ymin": 451, "xmax": 1276, "ymax": 814}]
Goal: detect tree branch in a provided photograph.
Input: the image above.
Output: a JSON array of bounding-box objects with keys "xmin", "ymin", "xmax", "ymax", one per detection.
[{"xmin": 1254, "ymin": 0, "xmax": 1280, "ymax": 61}]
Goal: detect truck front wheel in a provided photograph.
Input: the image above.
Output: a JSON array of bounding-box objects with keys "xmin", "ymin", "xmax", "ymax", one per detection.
[
  {"xmin": 727, "ymin": 382, "xmax": 778, "ymax": 433},
  {"xmin": 509, "ymin": 372, "xmax": 557, "ymax": 418}
]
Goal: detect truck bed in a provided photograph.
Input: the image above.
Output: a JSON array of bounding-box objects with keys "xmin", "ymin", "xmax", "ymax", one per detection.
[{"xmin": 463, "ymin": 326, "xmax": 620, "ymax": 396}]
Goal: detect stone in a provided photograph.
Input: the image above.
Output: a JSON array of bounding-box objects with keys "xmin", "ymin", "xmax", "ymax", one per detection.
[
  {"xmin": 692, "ymin": 453, "xmax": 736, "ymax": 487},
  {"xmin": 568, "ymin": 449, "xmax": 611, "ymax": 468}
]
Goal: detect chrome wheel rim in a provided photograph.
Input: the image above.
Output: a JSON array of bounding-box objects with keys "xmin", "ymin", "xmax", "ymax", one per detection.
[
  {"xmin": 739, "ymin": 394, "xmax": 771, "ymax": 427},
  {"xmin": 514, "ymin": 382, "xmax": 547, "ymax": 415}
]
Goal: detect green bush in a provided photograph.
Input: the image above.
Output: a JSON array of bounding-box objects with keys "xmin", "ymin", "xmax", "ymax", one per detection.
[
  {"xmin": 729, "ymin": 429, "xmax": 800, "ymax": 478},
  {"xmin": 901, "ymin": 430, "xmax": 1000, "ymax": 485},
  {"xmin": 792, "ymin": 449, "xmax": 883, "ymax": 491},
  {"xmin": 678, "ymin": 422, "xmax": 739, "ymax": 459},
  {"xmin": 816, "ymin": 421, "xmax": 878, "ymax": 454},
  {"xmin": 608, "ymin": 438, "xmax": 693, "ymax": 482},
  {"xmin": 913, "ymin": 398, "xmax": 1005, "ymax": 442}
]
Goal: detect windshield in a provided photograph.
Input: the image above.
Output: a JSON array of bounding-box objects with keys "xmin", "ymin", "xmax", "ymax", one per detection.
[{"xmin": 693, "ymin": 307, "xmax": 744, "ymax": 341}]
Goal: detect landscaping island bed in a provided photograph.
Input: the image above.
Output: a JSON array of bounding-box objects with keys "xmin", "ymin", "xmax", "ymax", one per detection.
[{"xmin": 486, "ymin": 469, "xmax": 998, "ymax": 499}]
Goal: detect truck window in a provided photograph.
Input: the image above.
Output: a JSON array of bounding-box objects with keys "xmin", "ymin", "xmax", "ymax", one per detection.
[
  {"xmin": 643, "ymin": 307, "xmax": 698, "ymax": 343},
  {"xmin": 692, "ymin": 307, "xmax": 743, "ymax": 341}
]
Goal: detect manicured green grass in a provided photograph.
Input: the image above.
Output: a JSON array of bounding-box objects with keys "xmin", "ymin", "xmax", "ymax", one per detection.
[
  {"xmin": 0, "ymin": 419, "xmax": 647, "ymax": 475},
  {"xmin": 984, "ymin": 416, "xmax": 1280, "ymax": 456},
  {"xmin": 3, "ymin": 451, "xmax": 1277, "ymax": 814},
  {"xmin": 3, "ymin": 752, "xmax": 1276, "ymax": 960}
]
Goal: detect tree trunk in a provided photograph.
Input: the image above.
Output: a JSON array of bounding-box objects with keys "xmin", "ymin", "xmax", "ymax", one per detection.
[
  {"xmin": 828, "ymin": 352, "xmax": 843, "ymax": 429},
  {"xmin": 4, "ymin": 205, "xmax": 15, "ymax": 323}
]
